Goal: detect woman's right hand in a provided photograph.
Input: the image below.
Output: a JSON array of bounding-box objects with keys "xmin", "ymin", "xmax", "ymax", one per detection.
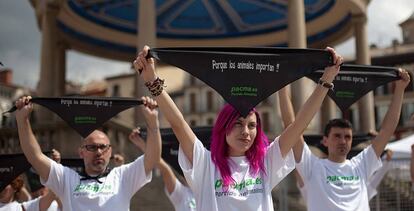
[{"xmin": 133, "ymin": 45, "xmax": 157, "ymax": 83}]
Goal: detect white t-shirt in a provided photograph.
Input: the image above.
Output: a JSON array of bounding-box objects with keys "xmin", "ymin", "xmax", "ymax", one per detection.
[
  {"xmin": 165, "ymin": 178, "xmax": 196, "ymax": 211},
  {"xmin": 178, "ymin": 136, "xmax": 295, "ymax": 211},
  {"xmin": 42, "ymin": 155, "xmax": 151, "ymax": 211},
  {"xmin": 296, "ymin": 144, "xmax": 382, "ymax": 211},
  {"xmin": 0, "ymin": 199, "xmax": 38, "ymax": 211},
  {"xmin": 367, "ymin": 160, "xmax": 392, "ymax": 200}
]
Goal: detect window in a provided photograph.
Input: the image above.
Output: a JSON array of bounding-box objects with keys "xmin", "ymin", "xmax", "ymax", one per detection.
[
  {"xmin": 207, "ymin": 118, "xmax": 214, "ymax": 125},
  {"xmin": 112, "ymin": 84, "xmax": 120, "ymax": 97},
  {"xmin": 207, "ymin": 91, "xmax": 213, "ymax": 111},
  {"xmin": 190, "ymin": 93, "xmax": 196, "ymax": 112}
]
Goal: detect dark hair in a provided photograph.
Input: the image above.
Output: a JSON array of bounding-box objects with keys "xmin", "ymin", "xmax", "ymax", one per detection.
[{"xmin": 324, "ymin": 119, "xmax": 352, "ymax": 137}]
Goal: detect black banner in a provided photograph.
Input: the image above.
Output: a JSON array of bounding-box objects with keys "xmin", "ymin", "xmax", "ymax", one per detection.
[
  {"xmin": 0, "ymin": 153, "xmax": 31, "ymax": 192},
  {"xmin": 149, "ymin": 47, "xmax": 333, "ymax": 116},
  {"xmin": 5, "ymin": 97, "xmax": 143, "ymax": 138},
  {"xmin": 307, "ymin": 64, "xmax": 400, "ymax": 112}
]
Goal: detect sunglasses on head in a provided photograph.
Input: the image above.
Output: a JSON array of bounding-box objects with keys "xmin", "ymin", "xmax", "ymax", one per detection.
[{"xmin": 82, "ymin": 144, "xmax": 112, "ymax": 152}]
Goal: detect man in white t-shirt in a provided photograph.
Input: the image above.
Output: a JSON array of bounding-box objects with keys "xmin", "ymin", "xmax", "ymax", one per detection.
[
  {"xmin": 279, "ymin": 69, "xmax": 410, "ymax": 211},
  {"xmin": 14, "ymin": 96, "xmax": 161, "ymax": 211}
]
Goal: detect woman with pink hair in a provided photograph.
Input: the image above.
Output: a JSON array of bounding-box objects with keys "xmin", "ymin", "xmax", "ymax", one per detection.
[{"xmin": 134, "ymin": 46, "xmax": 342, "ymax": 211}]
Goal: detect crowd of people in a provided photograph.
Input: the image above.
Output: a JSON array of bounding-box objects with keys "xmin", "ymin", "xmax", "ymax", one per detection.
[{"xmin": 1, "ymin": 46, "xmax": 413, "ymax": 211}]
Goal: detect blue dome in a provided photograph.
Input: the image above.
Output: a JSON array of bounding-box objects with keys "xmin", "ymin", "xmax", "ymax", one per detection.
[{"xmin": 51, "ymin": 0, "xmax": 359, "ymax": 61}]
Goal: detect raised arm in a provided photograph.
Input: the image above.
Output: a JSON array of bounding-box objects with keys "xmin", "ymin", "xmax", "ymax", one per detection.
[
  {"xmin": 372, "ymin": 69, "xmax": 410, "ymax": 157},
  {"xmin": 278, "ymin": 47, "xmax": 342, "ymax": 157},
  {"xmin": 15, "ymin": 96, "xmax": 51, "ymax": 181},
  {"xmin": 278, "ymin": 87, "xmax": 305, "ymax": 161},
  {"xmin": 134, "ymin": 46, "xmax": 196, "ymax": 164},
  {"xmin": 129, "ymin": 128, "xmax": 177, "ymax": 193},
  {"xmin": 140, "ymin": 96, "xmax": 162, "ymax": 175}
]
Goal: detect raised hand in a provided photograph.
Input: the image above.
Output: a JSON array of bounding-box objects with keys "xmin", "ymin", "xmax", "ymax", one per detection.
[
  {"xmin": 51, "ymin": 149, "xmax": 61, "ymax": 163},
  {"xmin": 395, "ymin": 68, "xmax": 411, "ymax": 89},
  {"xmin": 133, "ymin": 45, "xmax": 157, "ymax": 83},
  {"xmin": 128, "ymin": 127, "xmax": 146, "ymax": 152},
  {"xmin": 140, "ymin": 96, "xmax": 159, "ymax": 128}
]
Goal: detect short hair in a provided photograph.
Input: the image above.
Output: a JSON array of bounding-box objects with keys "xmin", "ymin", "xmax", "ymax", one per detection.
[{"xmin": 324, "ymin": 119, "xmax": 352, "ymax": 137}]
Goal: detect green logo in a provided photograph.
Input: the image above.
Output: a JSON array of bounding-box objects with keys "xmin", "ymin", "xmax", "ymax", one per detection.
[
  {"xmin": 214, "ymin": 177, "xmax": 262, "ymax": 191},
  {"xmin": 74, "ymin": 116, "xmax": 97, "ymax": 124},
  {"xmin": 73, "ymin": 184, "xmax": 112, "ymax": 193},
  {"xmin": 336, "ymin": 91, "xmax": 354, "ymax": 98},
  {"xmin": 326, "ymin": 175, "xmax": 359, "ymax": 183},
  {"xmin": 230, "ymin": 86, "xmax": 258, "ymax": 96}
]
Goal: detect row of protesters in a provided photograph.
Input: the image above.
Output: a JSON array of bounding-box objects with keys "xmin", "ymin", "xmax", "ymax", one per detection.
[{"xmin": 12, "ymin": 44, "xmax": 410, "ymax": 211}]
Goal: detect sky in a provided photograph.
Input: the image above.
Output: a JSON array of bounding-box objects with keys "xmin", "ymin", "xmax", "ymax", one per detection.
[{"xmin": 0, "ymin": 0, "xmax": 414, "ymax": 89}]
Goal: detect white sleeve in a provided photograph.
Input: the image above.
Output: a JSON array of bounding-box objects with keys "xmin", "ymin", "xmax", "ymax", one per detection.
[
  {"xmin": 367, "ymin": 160, "xmax": 392, "ymax": 200},
  {"xmin": 351, "ymin": 145, "xmax": 382, "ymax": 181},
  {"xmin": 41, "ymin": 158, "xmax": 76, "ymax": 197},
  {"xmin": 266, "ymin": 136, "xmax": 295, "ymax": 188},
  {"xmin": 178, "ymin": 137, "xmax": 209, "ymax": 193},
  {"xmin": 165, "ymin": 178, "xmax": 184, "ymax": 206},
  {"xmin": 21, "ymin": 197, "xmax": 40, "ymax": 211},
  {"xmin": 119, "ymin": 155, "xmax": 152, "ymax": 196},
  {"xmin": 295, "ymin": 143, "xmax": 317, "ymax": 181},
  {"xmin": 369, "ymin": 161, "xmax": 391, "ymax": 188}
]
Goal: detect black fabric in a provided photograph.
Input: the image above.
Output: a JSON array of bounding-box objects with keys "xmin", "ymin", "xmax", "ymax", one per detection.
[
  {"xmin": 5, "ymin": 97, "xmax": 143, "ymax": 138},
  {"xmin": 307, "ymin": 64, "xmax": 400, "ymax": 112},
  {"xmin": 26, "ymin": 167, "xmax": 43, "ymax": 192},
  {"xmin": 60, "ymin": 158, "xmax": 84, "ymax": 174},
  {"xmin": 149, "ymin": 47, "xmax": 333, "ymax": 116},
  {"xmin": 0, "ymin": 153, "xmax": 31, "ymax": 192},
  {"xmin": 79, "ymin": 167, "xmax": 111, "ymax": 184}
]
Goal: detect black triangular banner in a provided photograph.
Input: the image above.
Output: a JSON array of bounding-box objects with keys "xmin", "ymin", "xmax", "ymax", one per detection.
[
  {"xmin": 5, "ymin": 97, "xmax": 143, "ymax": 138},
  {"xmin": 149, "ymin": 47, "xmax": 333, "ymax": 116},
  {"xmin": 307, "ymin": 64, "xmax": 400, "ymax": 112},
  {"xmin": 0, "ymin": 153, "xmax": 31, "ymax": 192}
]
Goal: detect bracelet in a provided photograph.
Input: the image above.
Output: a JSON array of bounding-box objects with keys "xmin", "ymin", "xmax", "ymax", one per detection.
[
  {"xmin": 318, "ymin": 78, "xmax": 334, "ymax": 90},
  {"xmin": 145, "ymin": 77, "xmax": 166, "ymax": 96}
]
